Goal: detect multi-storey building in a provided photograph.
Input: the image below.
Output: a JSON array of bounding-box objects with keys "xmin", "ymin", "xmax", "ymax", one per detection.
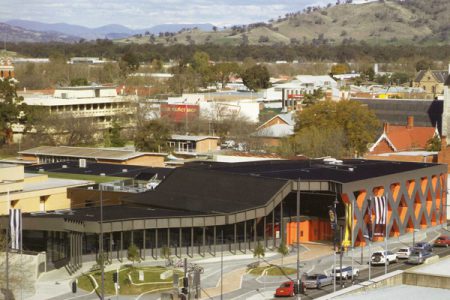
[{"xmin": 0, "ymin": 57, "xmax": 14, "ymax": 79}]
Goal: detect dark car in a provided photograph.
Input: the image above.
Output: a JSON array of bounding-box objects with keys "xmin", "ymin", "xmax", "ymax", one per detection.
[
  {"xmin": 407, "ymin": 249, "xmax": 434, "ymax": 265},
  {"xmin": 434, "ymin": 235, "xmax": 450, "ymax": 247},
  {"xmin": 414, "ymin": 242, "xmax": 433, "ymax": 252}
]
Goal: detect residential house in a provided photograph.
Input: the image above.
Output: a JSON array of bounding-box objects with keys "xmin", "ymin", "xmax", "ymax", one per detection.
[
  {"xmin": 253, "ymin": 112, "xmax": 295, "ymax": 147},
  {"xmin": 368, "ymin": 116, "xmax": 439, "ymax": 155}
]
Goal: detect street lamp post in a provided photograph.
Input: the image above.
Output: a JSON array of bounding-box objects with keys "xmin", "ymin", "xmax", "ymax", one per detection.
[
  {"xmin": 296, "ymin": 179, "xmax": 301, "ymax": 299},
  {"xmin": 100, "ymin": 184, "xmax": 105, "ymax": 300},
  {"xmin": 332, "ymin": 197, "xmax": 339, "ymax": 293}
]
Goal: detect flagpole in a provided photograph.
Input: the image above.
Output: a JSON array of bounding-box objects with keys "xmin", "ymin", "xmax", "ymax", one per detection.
[
  {"xmin": 368, "ymin": 197, "xmax": 372, "ymax": 281},
  {"xmin": 384, "ymin": 195, "xmax": 388, "ymax": 275}
]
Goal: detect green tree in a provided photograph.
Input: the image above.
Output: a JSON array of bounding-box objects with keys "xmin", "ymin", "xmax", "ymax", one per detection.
[
  {"xmin": 213, "ymin": 62, "xmax": 239, "ymax": 88},
  {"xmin": 303, "ymin": 88, "xmax": 324, "ymax": 106},
  {"xmin": 277, "ymin": 241, "xmax": 289, "ymax": 267},
  {"xmin": 70, "ymin": 77, "xmax": 88, "ymax": 86},
  {"xmin": 253, "ymin": 241, "xmax": 265, "ymax": 263},
  {"xmin": 110, "ymin": 121, "xmax": 126, "ymax": 147},
  {"xmin": 160, "ymin": 246, "xmax": 171, "ymax": 261},
  {"xmin": 134, "ymin": 119, "xmax": 171, "ymax": 152},
  {"xmin": 426, "ymin": 135, "xmax": 441, "ymax": 151},
  {"xmin": 127, "ymin": 243, "xmax": 141, "ymax": 265},
  {"xmin": 191, "ymin": 51, "xmax": 214, "ymax": 87},
  {"xmin": 120, "ymin": 51, "xmax": 140, "ymax": 75},
  {"xmin": 241, "ymin": 65, "xmax": 271, "ymax": 91},
  {"xmin": 295, "ymin": 100, "xmax": 380, "ymax": 156},
  {"xmin": 415, "ymin": 59, "xmax": 434, "ymax": 71}
]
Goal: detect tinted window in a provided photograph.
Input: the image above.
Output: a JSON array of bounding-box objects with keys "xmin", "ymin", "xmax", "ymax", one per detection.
[{"xmin": 307, "ymin": 276, "xmax": 317, "ymax": 280}]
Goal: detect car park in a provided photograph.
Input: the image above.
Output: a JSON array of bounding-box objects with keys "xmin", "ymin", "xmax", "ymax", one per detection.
[
  {"xmin": 414, "ymin": 242, "xmax": 433, "ymax": 252},
  {"xmin": 304, "ymin": 274, "xmax": 333, "ymax": 289},
  {"xmin": 331, "ymin": 266, "xmax": 359, "ymax": 280},
  {"xmin": 396, "ymin": 247, "xmax": 412, "ymax": 259},
  {"xmin": 433, "ymin": 235, "xmax": 450, "ymax": 247},
  {"xmin": 407, "ymin": 249, "xmax": 434, "ymax": 265},
  {"xmin": 370, "ymin": 250, "xmax": 398, "ymax": 265}
]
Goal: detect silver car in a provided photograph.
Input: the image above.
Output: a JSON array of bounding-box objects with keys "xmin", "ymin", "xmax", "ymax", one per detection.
[
  {"xmin": 407, "ymin": 249, "xmax": 433, "ymax": 265},
  {"xmin": 304, "ymin": 274, "xmax": 333, "ymax": 289}
]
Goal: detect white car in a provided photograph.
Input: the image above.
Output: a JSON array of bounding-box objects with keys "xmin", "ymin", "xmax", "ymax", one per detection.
[
  {"xmin": 371, "ymin": 250, "xmax": 398, "ymax": 265},
  {"xmin": 396, "ymin": 247, "xmax": 412, "ymax": 259},
  {"xmin": 331, "ymin": 266, "xmax": 360, "ymax": 279}
]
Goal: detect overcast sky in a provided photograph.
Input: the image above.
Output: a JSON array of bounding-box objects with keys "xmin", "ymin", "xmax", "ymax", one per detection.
[{"xmin": 1, "ymin": 0, "xmax": 340, "ymax": 28}]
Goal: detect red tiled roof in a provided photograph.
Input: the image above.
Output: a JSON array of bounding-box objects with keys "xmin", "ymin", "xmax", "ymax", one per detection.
[{"xmin": 386, "ymin": 125, "xmax": 436, "ymax": 151}]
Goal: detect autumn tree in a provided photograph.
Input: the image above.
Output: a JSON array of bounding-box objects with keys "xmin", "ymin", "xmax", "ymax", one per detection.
[
  {"xmin": 240, "ymin": 65, "xmax": 271, "ymax": 91},
  {"xmin": 295, "ymin": 100, "xmax": 380, "ymax": 156},
  {"xmin": 213, "ymin": 62, "xmax": 240, "ymax": 88}
]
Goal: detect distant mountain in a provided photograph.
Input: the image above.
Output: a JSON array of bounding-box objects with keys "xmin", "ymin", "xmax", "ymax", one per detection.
[
  {"xmin": 5, "ymin": 19, "xmax": 214, "ymax": 41},
  {"xmin": 118, "ymin": 0, "xmax": 450, "ymax": 46},
  {"xmin": 0, "ymin": 23, "xmax": 79, "ymax": 43}
]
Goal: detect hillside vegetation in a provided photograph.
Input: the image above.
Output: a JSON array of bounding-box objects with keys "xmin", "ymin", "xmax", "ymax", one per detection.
[{"xmin": 117, "ymin": 0, "xmax": 450, "ymax": 46}]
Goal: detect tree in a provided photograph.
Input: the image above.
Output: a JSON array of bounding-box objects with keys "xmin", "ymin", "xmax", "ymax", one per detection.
[
  {"xmin": 109, "ymin": 121, "xmax": 126, "ymax": 147},
  {"xmin": 127, "ymin": 243, "xmax": 141, "ymax": 265},
  {"xmin": 415, "ymin": 59, "xmax": 434, "ymax": 71},
  {"xmin": 213, "ymin": 62, "xmax": 240, "ymax": 88},
  {"xmin": 302, "ymin": 88, "xmax": 325, "ymax": 106},
  {"xmin": 0, "ymin": 79, "xmax": 31, "ymax": 145},
  {"xmin": 134, "ymin": 119, "xmax": 171, "ymax": 152},
  {"xmin": 70, "ymin": 77, "xmax": 88, "ymax": 86},
  {"xmin": 191, "ymin": 51, "xmax": 214, "ymax": 87},
  {"xmin": 330, "ymin": 63, "xmax": 350, "ymax": 75},
  {"xmin": 160, "ymin": 245, "xmax": 172, "ymax": 265},
  {"xmin": 240, "ymin": 65, "xmax": 271, "ymax": 91},
  {"xmin": 277, "ymin": 241, "xmax": 289, "ymax": 267},
  {"xmin": 426, "ymin": 135, "xmax": 441, "ymax": 151},
  {"xmin": 295, "ymin": 100, "xmax": 380, "ymax": 156},
  {"xmin": 253, "ymin": 242, "xmax": 265, "ymax": 263},
  {"xmin": 119, "ymin": 51, "xmax": 140, "ymax": 75}
]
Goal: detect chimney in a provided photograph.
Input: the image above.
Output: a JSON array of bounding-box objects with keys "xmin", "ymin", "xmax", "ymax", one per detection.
[
  {"xmin": 383, "ymin": 122, "xmax": 389, "ymax": 134},
  {"xmin": 407, "ymin": 116, "xmax": 414, "ymax": 129}
]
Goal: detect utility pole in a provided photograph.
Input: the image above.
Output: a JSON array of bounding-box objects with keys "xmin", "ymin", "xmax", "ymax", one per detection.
[
  {"xmin": 100, "ymin": 185, "xmax": 105, "ymax": 300},
  {"xmin": 339, "ymin": 226, "xmax": 344, "ymax": 288},
  {"xmin": 220, "ymin": 230, "xmax": 223, "ymax": 300},
  {"xmin": 296, "ymin": 178, "xmax": 301, "ymax": 299}
]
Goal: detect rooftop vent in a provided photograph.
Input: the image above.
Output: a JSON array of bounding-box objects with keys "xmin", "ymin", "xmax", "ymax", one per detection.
[
  {"xmin": 122, "ymin": 169, "xmax": 128, "ymax": 173},
  {"xmin": 79, "ymin": 159, "xmax": 87, "ymax": 168},
  {"xmin": 38, "ymin": 168, "xmax": 45, "ymax": 172},
  {"xmin": 100, "ymin": 173, "xmax": 105, "ymax": 176},
  {"xmin": 62, "ymin": 165, "xmax": 68, "ymax": 168},
  {"xmin": 323, "ymin": 158, "xmax": 343, "ymax": 165}
]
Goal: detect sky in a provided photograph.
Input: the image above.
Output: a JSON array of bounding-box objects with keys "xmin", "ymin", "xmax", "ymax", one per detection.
[{"xmin": 1, "ymin": 0, "xmax": 340, "ymax": 29}]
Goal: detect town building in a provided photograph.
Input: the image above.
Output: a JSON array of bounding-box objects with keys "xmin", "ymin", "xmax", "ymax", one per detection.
[
  {"xmin": 0, "ymin": 57, "xmax": 14, "ymax": 79},
  {"xmin": 18, "ymin": 146, "xmax": 167, "ymax": 167},
  {"xmin": 20, "ymin": 86, "xmax": 136, "ymax": 128},
  {"xmin": 0, "ymin": 163, "xmax": 91, "ymax": 215},
  {"xmin": 168, "ymin": 135, "xmax": 220, "ymax": 156},
  {"xmin": 413, "ymin": 68, "xmax": 449, "ymax": 99},
  {"xmin": 1, "ymin": 159, "xmax": 446, "ymax": 272},
  {"xmin": 252, "ymin": 112, "xmax": 295, "ymax": 147}
]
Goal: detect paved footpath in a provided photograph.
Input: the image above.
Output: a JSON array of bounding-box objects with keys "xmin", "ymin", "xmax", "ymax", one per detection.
[{"xmin": 200, "ymin": 243, "xmax": 333, "ymax": 300}]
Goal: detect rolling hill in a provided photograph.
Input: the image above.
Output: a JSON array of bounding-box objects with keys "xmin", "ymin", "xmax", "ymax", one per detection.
[
  {"xmin": 117, "ymin": 0, "xmax": 450, "ymax": 46},
  {"xmin": 0, "ymin": 23, "xmax": 79, "ymax": 43}
]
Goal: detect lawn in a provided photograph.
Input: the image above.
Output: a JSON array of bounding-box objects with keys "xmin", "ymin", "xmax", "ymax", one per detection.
[
  {"xmin": 43, "ymin": 171, "xmax": 125, "ymax": 184},
  {"xmin": 248, "ymin": 266, "xmax": 297, "ymax": 276},
  {"xmin": 78, "ymin": 266, "xmax": 183, "ymax": 296}
]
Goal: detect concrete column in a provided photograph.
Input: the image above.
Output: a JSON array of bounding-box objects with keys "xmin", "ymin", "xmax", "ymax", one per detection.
[
  {"xmin": 155, "ymin": 228, "xmax": 159, "ymax": 259},
  {"xmin": 179, "ymin": 228, "xmax": 182, "ymax": 258},
  {"xmin": 167, "ymin": 228, "xmax": 170, "ymax": 248},
  {"xmin": 272, "ymin": 209, "xmax": 276, "ymax": 249},
  {"xmin": 243, "ymin": 221, "xmax": 247, "ymax": 254},
  {"xmin": 213, "ymin": 226, "xmax": 217, "ymax": 256},
  {"xmin": 264, "ymin": 216, "xmax": 267, "ymax": 248},
  {"xmin": 69, "ymin": 233, "xmax": 73, "ymax": 266},
  {"xmin": 254, "ymin": 219, "xmax": 257, "ymax": 250},
  {"xmin": 131, "ymin": 230, "xmax": 134, "ymax": 245},
  {"xmin": 143, "ymin": 230, "xmax": 146, "ymax": 260},
  {"xmin": 109, "ymin": 232, "xmax": 113, "ymax": 263},
  {"xmin": 191, "ymin": 227, "xmax": 194, "ymax": 258},
  {"xmin": 280, "ymin": 200, "xmax": 284, "ymax": 243},
  {"xmin": 120, "ymin": 231, "xmax": 123, "ymax": 261},
  {"xmin": 202, "ymin": 227, "xmax": 206, "ymax": 256},
  {"xmin": 234, "ymin": 223, "xmax": 237, "ymax": 254}
]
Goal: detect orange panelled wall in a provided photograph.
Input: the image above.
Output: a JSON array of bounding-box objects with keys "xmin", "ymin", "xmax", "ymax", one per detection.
[{"xmin": 286, "ymin": 219, "xmax": 332, "ymax": 245}]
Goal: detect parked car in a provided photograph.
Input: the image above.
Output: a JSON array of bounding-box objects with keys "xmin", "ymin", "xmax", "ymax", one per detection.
[
  {"xmin": 274, "ymin": 281, "xmax": 304, "ymax": 297},
  {"xmin": 407, "ymin": 249, "xmax": 434, "ymax": 265},
  {"xmin": 331, "ymin": 266, "xmax": 359, "ymax": 280},
  {"xmin": 304, "ymin": 274, "xmax": 333, "ymax": 289},
  {"xmin": 396, "ymin": 247, "xmax": 412, "ymax": 259},
  {"xmin": 434, "ymin": 235, "xmax": 450, "ymax": 247},
  {"xmin": 414, "ymin": 242, "xmax": 433, "ymax": 252},
  {"xmin": 370, "ymin": 250, "xmax": 398, "ymax": 265}
]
